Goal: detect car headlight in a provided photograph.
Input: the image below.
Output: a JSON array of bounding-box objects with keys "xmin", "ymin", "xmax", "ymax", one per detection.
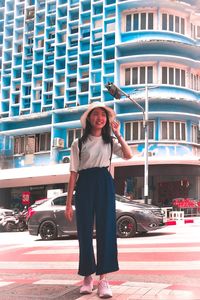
[{"xmin": 139, "ymin": 210, "xmax": 152, "ymax": 215}]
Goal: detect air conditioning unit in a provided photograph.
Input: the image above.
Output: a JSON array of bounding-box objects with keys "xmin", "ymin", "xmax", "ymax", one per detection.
[
  {"xmin": 62, "ymin": 156, "xmax": 70, "ymax": 163},
  {"xmin": 53, "ymin": 138, "xmax": 64, "ymax": 148}
]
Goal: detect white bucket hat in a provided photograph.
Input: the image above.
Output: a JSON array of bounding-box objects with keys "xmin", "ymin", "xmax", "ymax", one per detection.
[{"xmin": 80, "ymin": 102, "xmax": 116, "ymax": 129}]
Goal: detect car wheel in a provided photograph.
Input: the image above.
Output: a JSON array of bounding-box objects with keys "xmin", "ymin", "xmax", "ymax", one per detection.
[
  {"xmin": 39, "ymin": 220, "xmax": 57, "ymax": 240},
  {"xmin": 117, "ymin": 216, "xmax": 136, "ymax": 238},
  {"xmin": 18, "ymin": 220, "xmax": 26, "ymax": 232},
  {"xmin": 4, "ymin": 222, "xmax": 14, "ymax": 232}
]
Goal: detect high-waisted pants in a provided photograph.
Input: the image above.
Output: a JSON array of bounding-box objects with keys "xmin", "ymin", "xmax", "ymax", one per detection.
[{"xmin": 75, "ymin": 167, "xmax": 119, "ymax": 276}]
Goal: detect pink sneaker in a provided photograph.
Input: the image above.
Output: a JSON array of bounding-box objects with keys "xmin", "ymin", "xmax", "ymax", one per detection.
[
  {"xmin": 80, "ymin": 276, "xmax": 93, "ymax": 294},
  {"xmin": 97, "ymin": 279, "xmax": 112, "ymax": 298}
]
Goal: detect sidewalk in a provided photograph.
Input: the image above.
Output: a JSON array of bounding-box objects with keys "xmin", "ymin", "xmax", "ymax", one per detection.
[
  {"xmin": 1, "ymin": 279, "xmax": 200, "ymax": 300},
  {"xmin": 165, "ymin": 216, "xmax": 200, "ymax": 226}
]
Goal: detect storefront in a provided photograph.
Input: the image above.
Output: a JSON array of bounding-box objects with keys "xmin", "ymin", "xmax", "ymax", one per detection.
[
  {"xmin": 113, "ymin": 163, "xmax": 200, "ymax": 207},
  {"xmin": 0, "ymin": 163, "xmax": 69, "ymax": 209},
  {"xmin": 0, "ymin": 183, "xmax": 67, "ymax": 210}
]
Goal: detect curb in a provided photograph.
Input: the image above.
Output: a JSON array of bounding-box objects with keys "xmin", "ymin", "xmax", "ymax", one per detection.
[{"xmin": 165, "ymin": 217, "xmax": 200, "ymax": 226}]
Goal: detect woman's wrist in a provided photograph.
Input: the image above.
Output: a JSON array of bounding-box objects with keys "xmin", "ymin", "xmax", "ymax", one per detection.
[
  {"xmin": 116, "ymin": 134, "xmax": 122, "ymax": 139},
  {"xmin": 66, "ymin": 201, "xmax": 71, "ymax": 207}
]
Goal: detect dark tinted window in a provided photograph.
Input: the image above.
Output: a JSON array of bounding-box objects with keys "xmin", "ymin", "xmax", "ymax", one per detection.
[
  {"xmin": 52, "ymin": 195, "xmax": 75, "ymax": 205},
  {"xmin": 52, "ymin": 196, "xmax": 66, "ymax": 206}
]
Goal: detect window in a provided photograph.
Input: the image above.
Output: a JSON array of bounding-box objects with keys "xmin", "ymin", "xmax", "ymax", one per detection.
[
  {"xmin": 26, "ymin": 9, "xmax": 35, "ymax": 19},
  {"xmin": 25, "ymin": 135, "xmax": 36, "ymax": 154},
  {"xmin": 125, "ymin": 66, "xmax": 153, "ymax": 85},
  {"xmin": 49, "ymin": 16, "xmax": 55, "ymax": 26},
  {"xmin": 48, "ymin": 3, "xmax": 56, "ymax": 13},
  {"xmin": 124, "ymin": 121, "xmax": 154, "ymax": 141},
  {"xmin": 197, "ymin": 26, "xmax": 200, "ymax": 38},
  {"xmin": 52, "ymin": 195, "xmax": 75, "ymax": 206},
  {"xmin": 71, "ymin": 25, "xmax": 78, "ymax": 34},
  {"xmin": 94, "ymin": 31, "xmax": 102, "ymax": 42},
  {"xmin": 38, "ymin": 39, "xmax": 44, "ymax": 47},
  {"xmin": 191, "ymin": 124, "xmax": 199, "ymax": 144},
  {"xmin": 190, "ymin": 73, "xmax": 200, "ymax": 91},
  {"xmin": 69, "ymin": 90, "xmax": 76, "ymax": 100},
  {"xmin": 125, "ymin": 12, "xmax": 154, "ymax": 32},
  {"xmin": 46, "ymin": 81, "xmax": 53, "ymax": 92},
  {"xmin": 14, "ymin": 133, "xmax": 51, "ymax": 155},
  {"xmin": 25, "ymin": 86, "xmax": 31, "ymax": 95},
  {"xmin": 36, "ymin": 90, "xmax": 42, "ymax": 100},
  {"xmin": 36, "ymin": 132, "xmax": 51, "ymax": 151},
  {"xmin": 70, "ymin": 37, "xmax": 78, "ymax": 47},
  {"xmin": 126, "ymin": 15, "xmax": 132, "ymax": 31},
  {"xmin": 81, "ymin": 70, "xmax": 89, "ymax": 79},
  {"xmin": 125, "ymin": 68, "xmax": 130, "ymax": 85},
  {"xmin": 82, "ymin": 28, "xmax": 90, "ymax": 38},
  {"xmin": 53, "ymin": 196, "xmax": 66, "ymax": 206},
  {"xmin": 162, "ymin": 13, "xmax": 185, "ymax": 34},
  {"xmin": 94, "ymin": 19, "xmax": 103, "ymax": 29},
  {"xmin": 49, "ymin": 32, "xmax": 55, "ymax": 40},
  {"xmin": 161, "ymin": 121, "xmax": 186, "ymax": 141},
  {"xmin": 14, "ymin": 136, "xmax": 25, "ymax": 154},
  {"xmin": 67, "ymin": 128, "xmax": 83, "ymax": 148},
  {"xmin": 162, "ymin": 67, "xmax": 186, "ymax": 87},
  {"xmin": 69, "ymin": 63, "xmax": 77, "ymax": 74},
  {"xmin": 81, "ymin": 82, "xmax": 89, "ymax": 92},
  {"xmin": 15, "ymin": 95, "xmax": 20, "ymax": 104},
  {"xmin": 69, "ymin": 78, "xmax": 77, "ymax": 87},
  {"xmin": 27, "ymin": 37, "xmax": 33, "ymax": 44}
]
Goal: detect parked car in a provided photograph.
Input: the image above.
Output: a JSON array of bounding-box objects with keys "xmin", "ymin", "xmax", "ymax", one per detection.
[
  {"xmin": 27, "ymin": 193, "xmax": 165, "ymax": 240},
  {"xmin": 0, "ymin": 208, "xmax": 15, "ymax": 231},
  {"xmin": 0, "ymin": 208, "xmax": 14, "ymax": 217},
  {"xmin": 0, "ymin": 207, "xmax": 28, "ymax": 232}
]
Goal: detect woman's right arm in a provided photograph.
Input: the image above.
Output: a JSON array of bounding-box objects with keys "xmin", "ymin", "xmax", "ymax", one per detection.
[{"xmin": 65, "ymin": 171, "xmax": 78, "ymax": 222}]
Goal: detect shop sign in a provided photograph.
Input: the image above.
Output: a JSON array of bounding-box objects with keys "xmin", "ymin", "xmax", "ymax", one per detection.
[{"xmin": 22, "ymin": 191, "xmax": 30, "ymax": 205}]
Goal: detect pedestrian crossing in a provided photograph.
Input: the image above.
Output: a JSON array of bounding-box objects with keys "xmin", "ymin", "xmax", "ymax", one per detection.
[
  {"xmin": 1, "ymin": 230, "xmax": 200, "ymax": 299},
  {"xmin": 1, "ymin": 242, "xmax": 200, "ymax": 272}
]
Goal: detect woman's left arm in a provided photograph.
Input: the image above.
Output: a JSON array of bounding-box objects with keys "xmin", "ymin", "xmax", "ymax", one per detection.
[{"xmin": 111, "ymin": 120, "xmax": 133, "ymax": 159}]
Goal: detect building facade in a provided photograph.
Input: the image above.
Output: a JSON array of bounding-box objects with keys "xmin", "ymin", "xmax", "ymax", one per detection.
[{"xmin": 0, "ymin": 0, "xmax": 200, "ymax": 208}]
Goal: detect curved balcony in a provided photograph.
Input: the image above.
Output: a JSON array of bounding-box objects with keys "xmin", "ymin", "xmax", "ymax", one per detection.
[
  {"xmin": 117, "ymin": 85, "xmax": 200, "ymax": 103},
  {"xmin": 117, "ymin": 37, "xmax": 200, "ymax": 63},
  {"xmin": 120, "ymin": 30, "xmax": 199, "ymax": 46}
]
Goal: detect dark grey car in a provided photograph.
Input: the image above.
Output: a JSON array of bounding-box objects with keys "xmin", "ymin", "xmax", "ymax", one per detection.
[{"xmin": 27, "ymin": 193, "xmax": 165, "ymax": 240}]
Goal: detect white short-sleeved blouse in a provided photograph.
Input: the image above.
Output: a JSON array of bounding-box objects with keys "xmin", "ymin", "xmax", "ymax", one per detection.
[{"xmin": 70, "ymin": 135, "xmax": 124, "ymax": 172}]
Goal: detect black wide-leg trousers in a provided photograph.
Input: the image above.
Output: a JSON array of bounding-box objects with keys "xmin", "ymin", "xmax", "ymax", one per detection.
[{"xmin": 75, "ymin": 167, "xmax": 119, "ymax": 276}]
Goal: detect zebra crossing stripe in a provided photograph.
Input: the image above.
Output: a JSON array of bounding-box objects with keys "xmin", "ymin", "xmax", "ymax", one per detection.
[
  {"xmin": 33, "ymin": 279, "xmax": 81, "ymax": 285},
  {"xmin": 0, "ymin": 260, "xmax": 200, "ymax": 270},
  {"xmin": 24, "ymin": 246, "xmax": 200, "ymax": 255}
]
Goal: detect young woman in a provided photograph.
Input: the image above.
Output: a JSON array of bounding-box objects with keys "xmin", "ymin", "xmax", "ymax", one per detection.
[{"xmin": 65, "ymin": 102, "xmax": 132, "ymax": 298}]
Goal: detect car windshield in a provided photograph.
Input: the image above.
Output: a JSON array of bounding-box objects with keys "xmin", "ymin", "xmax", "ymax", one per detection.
[{"xmin": 0, "ymin": 209, "xmax": 14, "ymax": 216}]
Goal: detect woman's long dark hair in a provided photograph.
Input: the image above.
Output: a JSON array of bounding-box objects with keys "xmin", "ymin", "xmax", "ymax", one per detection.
[{"xmin": 81, "ymin": 107, "xmax": 113, "ymax": 144}]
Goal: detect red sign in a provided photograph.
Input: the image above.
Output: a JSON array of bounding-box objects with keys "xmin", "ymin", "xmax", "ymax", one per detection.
[{"xmin": 22, "ymin": 192, "xmax": 30, "ymax": 205}]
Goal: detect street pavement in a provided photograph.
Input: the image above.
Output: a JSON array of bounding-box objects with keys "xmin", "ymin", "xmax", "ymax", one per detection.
[{"xmin": 0, "ymin": 221, "xmax": 200, "ymax": 299}]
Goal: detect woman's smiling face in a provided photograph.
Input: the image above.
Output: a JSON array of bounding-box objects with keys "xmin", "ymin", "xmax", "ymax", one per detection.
[{"xmin": 88, "ymin": 107, "xmax": 108, "ymax": 130}]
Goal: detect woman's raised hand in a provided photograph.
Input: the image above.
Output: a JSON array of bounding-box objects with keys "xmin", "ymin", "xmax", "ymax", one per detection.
[{"xmin": 111, "ymin": 120, "xmax": 121, "ymax": 137}]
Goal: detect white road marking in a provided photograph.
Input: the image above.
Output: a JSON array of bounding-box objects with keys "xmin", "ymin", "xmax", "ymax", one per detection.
[
  {"xmin": 24, "ymin": 246, "xmax": 200, "ymax": 255},
  {"xmin": 0, "ymin": 281, "xmax": 14, "ymax": 287},
  {"xmin": 33, "ymin": 279, "xmax": 80, "ymax": 285},
  {"xmin": 0, "ymin": 261, "xmax": 200, "ymax": 270},
  {"xmin": 121, "ymin": 282, "xmax": 171, "ymax": 288}
]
